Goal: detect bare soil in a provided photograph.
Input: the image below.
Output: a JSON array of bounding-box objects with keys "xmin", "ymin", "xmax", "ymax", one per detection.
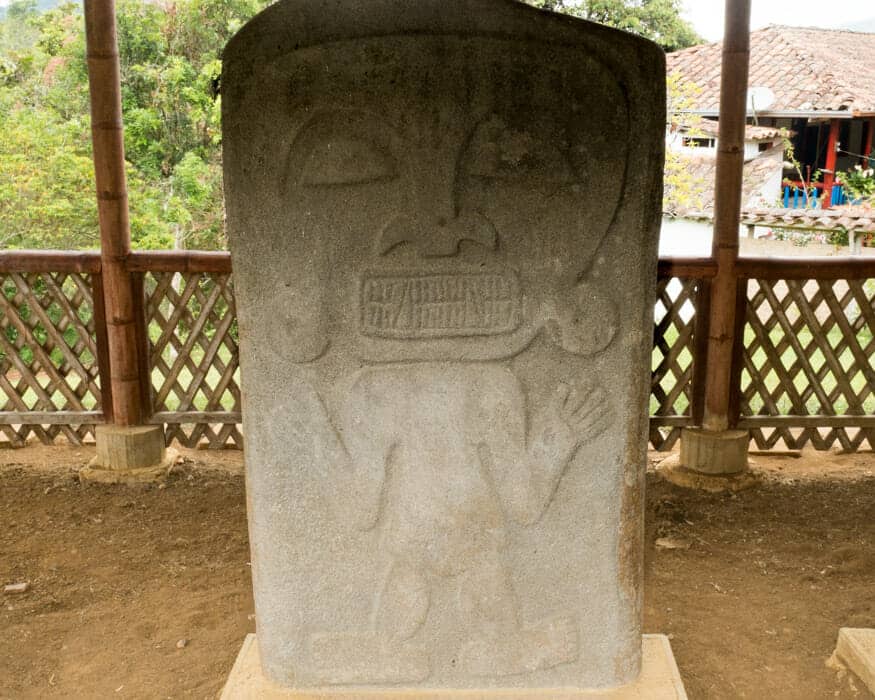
[{"xmin": 1, "ymin": 444, "xmax": 874, "ymax": 699}]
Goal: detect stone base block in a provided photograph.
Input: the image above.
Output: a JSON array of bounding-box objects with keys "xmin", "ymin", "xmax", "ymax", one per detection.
[
  {"xmin": 679, "ymin": 427, "xmax": 749, "ymax": 475},
  {"xmin": 220, "ymin": 634, "xmax": 687, "ymax": 699},
  {"xmin": 831, "ymin": 628, "xmax": 875, "ymax": 695},
  {"xmin": 656, "ymin": 453, "xmax": 760, "ymax": 493},
  {"xmin": 79, "ymin": 424, "xmax": 176, "ymax": 485}
]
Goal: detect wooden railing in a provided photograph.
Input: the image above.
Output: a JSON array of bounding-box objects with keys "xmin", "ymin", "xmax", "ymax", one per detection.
[{"xmin": 2, "ymin": 250, "xmax": 874, "ymax": 451}]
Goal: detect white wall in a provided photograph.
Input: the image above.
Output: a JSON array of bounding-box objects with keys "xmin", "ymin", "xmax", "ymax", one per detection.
[{"xmin": 659, "ymin": 217, "xmax": 713, "ymax": 256}]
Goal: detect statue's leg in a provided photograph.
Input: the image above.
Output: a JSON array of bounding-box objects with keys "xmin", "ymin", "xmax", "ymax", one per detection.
[
  {"xmin": 306, "ymin": 557, "xmax": 431, "ymax": 684},
  {"xmin": 373, "ymin": 558, "xmax": 430, "ymax": 642},
  {"xmin": 457, "ymin": 548, "xmax": 520, "ymax": 637},
  {"xmin": 458, "ymin": 546, "xmax": 579, "ymax": 677}
]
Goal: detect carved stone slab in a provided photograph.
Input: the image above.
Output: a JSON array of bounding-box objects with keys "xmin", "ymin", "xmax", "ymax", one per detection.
[{"xmin": 222, "ymin": 0, "xmax": 664, "ymax": 691}]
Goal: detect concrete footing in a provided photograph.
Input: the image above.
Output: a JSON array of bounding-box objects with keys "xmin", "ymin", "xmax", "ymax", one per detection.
[
  {"xmin": 679, "ymin": 428, "xmax": 749, "ymax": 475},
  {"xmin": 79, "ymin": 424, "xmax": 177, "ymax": 484},
  {"xmin": 656, "ymin": 427, "xmax": 755, "ymax": 492},
  {"xmin": 831, "ymin": 628, "xmax": 875, "ymax": 695},
  {"xmin": 656, "ymin": 453, "xmax": 760, "ymax": 493},
  {"xmin": 220, "ymin": 634, "xmax": 687, "ymax": 699}
]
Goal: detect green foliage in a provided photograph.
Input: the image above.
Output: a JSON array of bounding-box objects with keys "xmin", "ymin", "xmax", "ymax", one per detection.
[
  {"xmin": 663, "ymin": 72, "xmax": 707, "ymax": 213},
  {"xmin": 0, "ymin": 0, "xmax": 268, "ymax": 251},
  {"xmin": 837, "ymin": 164, "xmax": 875, "ymax": 204},
  {"xmin": 526, "ymin": 0, "xmax": 702, "ymax": 51},
  {"xmin": 0, "ymin": 0, "xmax": 700, "ymax": 252}
]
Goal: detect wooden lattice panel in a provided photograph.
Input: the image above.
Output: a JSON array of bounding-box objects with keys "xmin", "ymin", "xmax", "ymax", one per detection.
[
  {"xmin": 740, "ymin": 278, "xmax": 875, "ymax": 450},
  {"xmin": 0, "ymin": 272, "xmax": 103, "ymax": 445},
  {"xmin": 144, "ymin": 272, "xmax": 242, "ymax": 449},
  {"xmin": 650, "ymin": 277, "xmax": 703, "ymax": 451}
]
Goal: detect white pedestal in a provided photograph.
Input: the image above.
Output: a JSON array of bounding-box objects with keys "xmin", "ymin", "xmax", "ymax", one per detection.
[{"xmin": 220, "ymin": 634, "xmax": 687, "ymax": 699}]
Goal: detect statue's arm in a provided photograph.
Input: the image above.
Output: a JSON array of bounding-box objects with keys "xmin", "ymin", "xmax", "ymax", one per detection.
[
  {"xmin": 289, "ymin": 380, "xmax": 387, "ymax": 531},
  {"xmin": 486, "ymin": 381, "xmax": 609, "ymax": 526}
]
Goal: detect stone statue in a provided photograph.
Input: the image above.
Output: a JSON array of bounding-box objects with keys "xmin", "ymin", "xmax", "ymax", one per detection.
[{"xmin": 222, "ymin": 0, "xmax": 664, "ymax": 691}]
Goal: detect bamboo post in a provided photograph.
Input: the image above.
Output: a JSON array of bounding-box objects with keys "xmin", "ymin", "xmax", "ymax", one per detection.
[
  {"xmin": 84, "ymin": 0, "xmax": 142, "ymax": 426},
  {"xmin": 673, "ymin": 0, "xmax": 752, "ymax": 479},
  {"xmin": 81, "ymin": 0, "xmax": 175, "ymax": 482},
  {"xmin": 700, "ymin": 0, "xmax": 750, "ymax": 433}
]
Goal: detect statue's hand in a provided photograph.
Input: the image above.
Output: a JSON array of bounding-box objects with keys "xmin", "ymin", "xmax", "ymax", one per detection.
[{"xmin": 537, "ymin": 380, "xmax": 610, "ymax": 462}]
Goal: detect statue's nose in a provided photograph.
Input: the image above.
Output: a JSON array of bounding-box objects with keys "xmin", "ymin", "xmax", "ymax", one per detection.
[
  {"xmin": 378, "ymin": 212, "xmax": 497, "ymax": 257},
  {"xmin": 378, "ymin": 143, "xmax": 497, "ymax": 257}
]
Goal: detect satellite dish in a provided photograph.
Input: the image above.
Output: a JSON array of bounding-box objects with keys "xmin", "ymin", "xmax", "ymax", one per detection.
[{"xmin": 747, "ymin": 86, "xmax": 775, "ymax": 112}]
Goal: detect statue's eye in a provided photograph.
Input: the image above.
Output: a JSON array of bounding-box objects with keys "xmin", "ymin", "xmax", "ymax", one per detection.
[
  {"xmin": 299, "ymin": 137, "xmax": 397, "ymax": 187},
  {"xmin": 285, "ymin": 111, "xmax": 399, "ymax": 190},
  {"xmin": 461, "ymin": 117, "xmax": 576, "ymax": 184}
]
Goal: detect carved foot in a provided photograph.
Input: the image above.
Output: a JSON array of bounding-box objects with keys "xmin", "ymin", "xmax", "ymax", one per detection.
[
  {"xmin": 460, "ymin": 615, "xmax": 579, "ymax": 677},
  {"xmin": 307, "ymin": 631, "xmax": 430, "ymax": 684}
]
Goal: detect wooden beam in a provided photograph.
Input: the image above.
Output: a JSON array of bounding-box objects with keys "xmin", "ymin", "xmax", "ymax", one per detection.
[
  {"xmin": 701, "ymin": 0, "xmax": 751, "ymax": 432},
  {"xmin": 738, "ymin": 415, "xmax": 875, "ymax": 428},
  {"xmin": 648, "ymin": 416, "xmax": 696, "ymax": 427},
  {"xmin": 822, "ymin": 118, "xmax": 841, "ymax": 208},
  {"xmin": 0, "ymin": 411, "xmax": 104, "ymax": 425},
  {"xmin": 84, "ymin": 0, "xmax": 144, "ymax": 426},
  {"xmin": 126, "ymin": 250, "xmax": 232, "ymax": 274},
  {"xmin": 736, "ymin": 256, "xmax": 875, "ymax": 279},
  {"xmin": 149, "ymin": 411, "xmax": 243, "ymax": 424},
  {"xmin": 865, "ymin": 118, "xmax": 875, "ymax": 165},
  {"xmin": 91, "ymin": 272, "xmax": 114, "ymax": 423},
  {"xmin": 0, "ymin": 250, "xmax": 101, "ymax": 273},
  {"xmin": 657, "ymin": 257, "xmax": 719, "ymax": 279}
]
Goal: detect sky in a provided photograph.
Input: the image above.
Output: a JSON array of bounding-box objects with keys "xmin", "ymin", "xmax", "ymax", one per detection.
[{"xmin": 682, "ymin": 0, "xmax": 875, "ymax": 42}]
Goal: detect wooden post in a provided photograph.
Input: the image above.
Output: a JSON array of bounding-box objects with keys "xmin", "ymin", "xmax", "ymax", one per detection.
[
  {"xmin": 701, "ymin": 0, "xmax": 751, "ymax": 433},
  {"xmin": 83, "ymin": 0, "xmax": 143, "ymax": 427},
  {"xmin": 864, "ymin": 118, "xmax": 874, "ymax": 165},
  {"xmin": 822, "ymin": 118, "xmax": 840, "ymax": 209}
]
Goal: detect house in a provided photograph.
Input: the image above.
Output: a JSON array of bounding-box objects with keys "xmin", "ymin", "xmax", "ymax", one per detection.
[
  {"xmin": 667, "ymin": 25, "xmax": 875, "ymax": 208},
  {"xmin": 667, "ymin": 120, "xmax": 785, "ymax": 162},
  {"xmin": 661, "ymin": 145, "xmax": 787, "ymax": 254}
]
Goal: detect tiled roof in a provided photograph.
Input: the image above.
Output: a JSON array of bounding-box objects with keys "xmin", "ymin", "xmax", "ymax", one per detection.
[
  {"xmin": 740, "ymin": 206, "xmax": 875, "ymax": 233},
  {"xmin": 667, "ymin": 25, "xmax": 875, "ymax": 115},
  {"xmin": 691, "ymin": 120, "xmax": 787, "ymax": 140},
  {"xmin": 688, "ymin": 119, "xmax": 795, "ymax": 141},
  {"xmin": 668, "ymin": 205, "xmax": 875, "ymax": 235},
  {"xmin": 665, "ymin": 149, "xmax": 784, "ymax": 215}
]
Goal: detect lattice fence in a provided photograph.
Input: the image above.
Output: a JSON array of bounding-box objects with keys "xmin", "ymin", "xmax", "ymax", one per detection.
[
  {"xmin": 3, "ymin": 264, "xmax": 873, "ymax": 453},
  {"xmin": 739, "ymin": 277, "xmax": 875, "ymax": 451},
  {"xmin": 650, "ymin": 276, "xmax": 706, "ymax": 451},
  {"xmin": 138, "ymin": 271, "xmax": 709, "ymax": 451},
  {"xmin": 0, "ymin": 272, "xmax": 104, "ymax": 445},
  {"xmin": 143, "ymin": 271, "xmax": 242, "ymax": 449}
]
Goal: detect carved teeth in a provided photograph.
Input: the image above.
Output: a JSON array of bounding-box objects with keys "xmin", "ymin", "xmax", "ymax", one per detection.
[{"xmin": 360, "ymin": 271, "xmax": 521, "ymax": 339}]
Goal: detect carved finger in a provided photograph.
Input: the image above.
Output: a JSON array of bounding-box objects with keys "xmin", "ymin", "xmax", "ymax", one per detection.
[
  {"xmin": 579, "ymin": 412, "xmax": 612, "ymax": 441},
  {"xmin": 572, "ymin": 400, "xmax": 610, "ymax": 431},
  {"xmin": 554, "ymin": 383, "xmax": 571, "ymax": 410},
  {"xmin": 569, "ymin": 389, "xmax": 605, "ymax": 421},
  {"xmin": 563, "ymin": 384, "xmax": 586, "ymax": 414}
]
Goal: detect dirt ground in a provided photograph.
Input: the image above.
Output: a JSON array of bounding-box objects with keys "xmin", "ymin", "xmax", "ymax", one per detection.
[{"xmin": 1, "ymin": 445, "xmax": 874, "ymax": 700}]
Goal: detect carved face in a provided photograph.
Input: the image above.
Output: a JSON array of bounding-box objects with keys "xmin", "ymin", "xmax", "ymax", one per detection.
[{"xmin": 248, "ymin": 36, "xmax": 629, "ymax": 363}]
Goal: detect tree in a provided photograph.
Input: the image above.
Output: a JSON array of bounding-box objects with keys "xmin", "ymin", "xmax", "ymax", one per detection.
[
  {"xmin": 0, "ymin": 0, "xmax": 268, "ymax": 251},
  {"xmin": 526, "ymin": 0, "xmax": 702, "ymax": 52},
  {"xmin": 663, "ymin": 72, "xmax": 708, "ymax": 214}
]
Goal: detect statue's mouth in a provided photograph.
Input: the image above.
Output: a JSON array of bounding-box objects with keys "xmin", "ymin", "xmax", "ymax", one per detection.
[{"xmin": 359, "ymin": 269, "xmax": 521, "ymax": 339}]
